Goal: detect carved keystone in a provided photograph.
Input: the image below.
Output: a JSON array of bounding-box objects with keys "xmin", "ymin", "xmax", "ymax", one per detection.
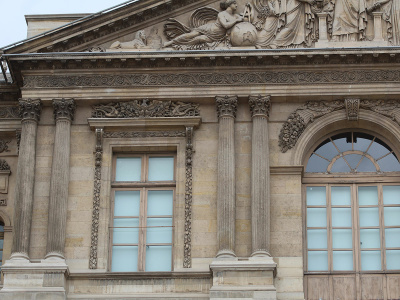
[{"xmin": 345, "ymin": 98, "xmax": 360, "ymax": 121}]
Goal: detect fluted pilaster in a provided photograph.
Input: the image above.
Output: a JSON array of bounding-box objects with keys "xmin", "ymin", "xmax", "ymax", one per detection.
[
  {"xmin": 11, "ymin": 99, "xmax": 42, "ymax": 259},
  {"xmin": 215, "ymin": 95, "xmax": 237, "ymax": 258},
  {"xmin": 249, "ymin": 95, "xmax": 271, "ymax": 257},
  {"xmin": 46, "ymin": 98, "xmax": 76, "ymax": 260}
]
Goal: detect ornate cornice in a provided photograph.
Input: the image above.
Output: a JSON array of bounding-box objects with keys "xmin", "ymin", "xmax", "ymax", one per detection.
[
  {"xmin": 92, "ymin": 99, "xmax": 199, "ymax": 119},
  {"xmin": 19, "ymin": 99, "xmax": 42, "ymax": 122},
  {"xmin": 216, "ymin": 96, "xmax": 238, "ymax": 119},
  {"xmin": 279, "ymin": 99, "xmax": 400, "ymax": 152},
  {"xmin": 53, "ymin": 98, "xmax": 76, "ymax": 121},
  {"xmin": 23, "ymin": 69, "xmax": 400, "ymax": 89},
  {"xmin": 0, "ymin": 106, "xmax": 19, "ymax": 119},
  {"xmin": 249, "ymin": 95, "xmax": 271, "ymax": 118}
]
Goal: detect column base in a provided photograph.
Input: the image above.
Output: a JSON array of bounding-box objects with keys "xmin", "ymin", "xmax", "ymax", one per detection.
[
  {"xmin": 0, "ymin": 258, "xmax": 69, "ymax": 300},
  {"xmin": 210, "ymin": 256, "xmax": 277, "ymax": 300}
]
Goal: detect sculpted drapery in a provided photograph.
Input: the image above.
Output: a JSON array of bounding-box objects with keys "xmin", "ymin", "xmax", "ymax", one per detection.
[{"xmin": 384, "ymin": 0, "xmax": 400, "ymax": 45}]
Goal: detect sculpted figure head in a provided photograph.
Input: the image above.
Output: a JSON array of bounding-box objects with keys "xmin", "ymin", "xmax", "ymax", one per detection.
[
  {"xmin": 135, "ymin": 30, "xmax": 146, "ymax": 42},
  {"xmin": 220, "ymin": 0, "xmax": 237, "ymax": 10}
]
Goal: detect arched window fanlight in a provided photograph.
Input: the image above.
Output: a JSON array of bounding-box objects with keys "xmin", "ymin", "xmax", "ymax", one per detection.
[{"xmin": 306, "ymin": 132, "xmax": 400, "ymax": 173}]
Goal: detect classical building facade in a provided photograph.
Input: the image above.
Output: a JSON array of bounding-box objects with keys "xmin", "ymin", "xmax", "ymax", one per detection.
[{"xmin": 0, "ymin": 0, "xmax": 400, "ymax": 299}]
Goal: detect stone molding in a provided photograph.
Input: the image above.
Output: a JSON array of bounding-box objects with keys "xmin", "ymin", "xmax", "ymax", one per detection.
[
  {"xmin": 23, "ymin": 69, "xmax": 400, "ymax": 88},
  {"xmin": 184, "ymin": 126, "xmax": 193, "ymax": 268},
  {"xmin": 53, "ymin": 98, "xmax": 76, "ymax": 121},
  {"xmin": 279, "ymin": 99, "xmax": 400, "ymax": 152},
  {"xmin": 216, "ymin": 96, "xmax": 238, "ymax": 119},
  {"xmin": 270, "ymin": 166, "xmax": 304, "ymax": 175},
  {"xmin": 103, "ymin": 131, "xmax": 186, "ymax": 138},
  {"xmin": 345, "ymin": 98, "xmax": 360, "ymax": 121},
  {"xmin": 18, "ymin": 99, "xmax": 42, "ymax": 122},
  {"xmin": 0, "ymin": 106, "xmax": 19, "ymax": 119},
  {"xmin": 249, "ymin": 95, "xmax": 271, "ymax": 118}
]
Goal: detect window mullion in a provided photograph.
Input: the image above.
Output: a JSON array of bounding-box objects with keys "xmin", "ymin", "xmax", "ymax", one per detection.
[
  {"xmin": 379, "ymin": 184, "xmax": 386, "ymax": 271},
  {"xmin": 353, "ymin": 183, "xmax": 360, "ymax": 272},
  {"xmin": 138, "ymin": 187, "xmax": 146, "ymax": 271},
  {"xmin": 328, "ymin": 184, "xmax": 332, "ymax": 272}
]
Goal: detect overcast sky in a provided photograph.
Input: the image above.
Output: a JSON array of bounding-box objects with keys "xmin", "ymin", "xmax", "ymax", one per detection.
[{"xmin": 1, "ymin": 0, "xmax": 130, "ymax": 48}]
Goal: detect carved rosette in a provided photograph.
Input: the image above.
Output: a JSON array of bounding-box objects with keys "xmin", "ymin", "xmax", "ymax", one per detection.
[
  {"xmin": 216, "ymin": 95, "xmax": 238, "ymax": 118},
  {"xmin": 345, "ymin": 99, "xmax": 360, "ymax": 121},
  {"xmin": 19, "ymin": 98, "xmax": 42, "ymax": 122},
  {"xmin": 184, "ymin": 127, "xmax": 193, "ymax": 268},
  {"xmin": 249, "ymin": 95, "xmax": 271, "ymax": 118},
  {"xmin": 53, "ymin": 98, "xmax": 76, "ymax": 121},
  {"xmin": 89, "ymin": 128, "xmax": 103, "ymax": 269},
  {"xmin": 0, "ymin": 159, "xmax": 10, "ymax": 171}
]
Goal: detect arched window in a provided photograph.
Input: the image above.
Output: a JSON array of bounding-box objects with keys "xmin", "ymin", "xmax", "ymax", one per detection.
[{"xmin": 304, "ymin": 131, "xmax": 400, "ymax": 299}]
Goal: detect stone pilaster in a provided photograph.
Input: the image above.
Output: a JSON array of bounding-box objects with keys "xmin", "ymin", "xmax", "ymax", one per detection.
[
  {"xmin": 215, "ymin": 95, "xmax": 237, "ymax": 258},
  {"xmin": 249, "ymin": 95, "xmax": 271, "ymax": 257},
  {"xmin": 11, "ymin": 98, "xmax": 42, "ymax": 260},
  {"xmin": 46, "ymin": 98, "xmax": 76, "ymax": 260}
]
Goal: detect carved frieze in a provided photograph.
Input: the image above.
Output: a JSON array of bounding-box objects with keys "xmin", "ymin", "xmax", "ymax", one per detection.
[
  {"xmin": 279, "ymin": 99, "xmax": 400, "ymax": 152},
  {"xmin": 0, "ymin": 140, "xmax": 10, "ymax": 153},
  {"xmin": 19, "ymin": 99, "xmax": 42, "ymax": 122},
  {"xmin": 92, "ymin": 99, "xmax": 199, "ymax": 118},
  {"xmin": 345, "ymin": 98, "xmax": 360, "ymax": 120},
  {"xmin": 249, "ymin": 95, "xmax": 271, "ymax": 117},
  {"xmin": 0, "ymin": 106, "xmax": 19, "ymax": 119},
  {"xmin": 23, "ymin": 69, "xmax": 400, "ymax": 89},
  {"xmin": 216, "ymin": 95, "xmax": 238, "ymax": 118},
  {"xmin": 53, "ymin": 98, "xmax": 76, "ymax": 121}
]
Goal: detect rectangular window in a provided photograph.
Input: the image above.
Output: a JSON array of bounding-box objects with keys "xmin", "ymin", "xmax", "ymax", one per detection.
[
  {"xmin": 305, "ymin": 184, "xmax": 400, "ymax": 272},
  {"xmin": 110, "ymin": 154, "xmax": 175, "ymax": 272}
]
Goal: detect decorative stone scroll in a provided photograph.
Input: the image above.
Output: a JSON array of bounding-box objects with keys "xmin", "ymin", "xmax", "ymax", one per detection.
[
  {"xmin": 249, "ymin": 95, "xmax": 271, "ymax": 117},
  {"xmin": 216, "ymin": 95, "xmax": 238, "ymax": 118},
  {"xmin": 184, "ymin": 126, "xmax": 193, "ymax": 268},
  {"xmin": 89, "ymin": 128, "xmax": 103, "ymax": 270},
  {"xmin": 53, "ymin": 98, "xmax": 76, "ymax": 121},
  {"xmin": 0, "ymin": 106, "xmax": 19, "ymax": 119},
  {"xmin": 19, "ymin": 99, "xmax": 42, "ymax": 122},
  {"xmin": 345, "ymin": 98, "xmax": 360, "ymax": 120},
  {"xmin": 92, "ymin": 99, "xmax": 199, "ymax": 118},
  {"xmin": 0, "ymin": 140, "xmax": 10, "ymax": 153},
  {"xmin": 0, "ymin": 159, "xmax": 10, "ymax": 171},
  {"xmin": 279, "ymin": 99, "xmax": 400, "ymax": 152}
]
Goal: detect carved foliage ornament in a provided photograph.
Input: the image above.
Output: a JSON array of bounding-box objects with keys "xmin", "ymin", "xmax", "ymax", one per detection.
[
  {"xmin": 345, "ymin": 98, "xmax": 360, "ymax": 120},
  {"xmin": 184, "ymin": 126, "xmax": 194, "ymax": 268},
  {"xmin": 19, "ymin": 98, "xmax": 42, "ymax": 122},
  {"xmin": 216, "ymin": 95, "xmax": 238, "ymax": 118},
  {"xmin": 0, "ymin": 140, "xmax": 10, "ymax": 153},
  {"xmin": 0, "ymin": 159, "xmax": 10, "ymax": 171},
  {"xmin": 249, "ymin": 95, "xmax": 271, "ymax": 117},
  {"xmin": 53, "ymin": 98, "xmax": 76, "ymax": 121},
  {"xmin": 92, "ymin": 99, "xmax": 199, "ymax": 118},
  {"xmin": 0, "ymin": 106, "xmax": 19, "ymax": 119},
  {"xmin": 279, "ymin": 99, "xmax": 400, "ymax": 152}
]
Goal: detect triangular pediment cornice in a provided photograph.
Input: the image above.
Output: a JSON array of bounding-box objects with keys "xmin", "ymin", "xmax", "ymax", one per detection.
[{"xmin": 2, "ymin": 0, "xmax": 218, "ymax": 54}]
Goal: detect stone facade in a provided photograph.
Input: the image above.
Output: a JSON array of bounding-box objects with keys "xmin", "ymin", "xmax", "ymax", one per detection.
[{"xmin": 0, "ymin": 0, "xmax": 400, "ymax": 299}]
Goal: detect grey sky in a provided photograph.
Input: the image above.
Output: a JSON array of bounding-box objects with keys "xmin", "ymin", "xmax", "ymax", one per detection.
[{"xmin": 1, "ymin": 0, "xmax": 128, "ymax": 48}]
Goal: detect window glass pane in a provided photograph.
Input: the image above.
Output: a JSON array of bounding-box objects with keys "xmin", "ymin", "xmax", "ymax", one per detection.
[
  {"xmin": 353, "ymin": 137, "xmax": 372, "ymax": 152},
  {"xmin": 0, "ymin": 240, "xmax": 3, "ymax": 248},
  {"xmin": 331, "ymin": 157, "xmax": 351, "ymax": 173},
  {"xmin": 147, "ymin": 190, "xmax": 173, "ymax": 216},
  {"xmin": 383, "ymin": 185, "xmax": 400, "ymax": 205},
  {"xmin": 306, "ymin": 155, "xmax": 330, "ymax": 173},
  {"xmin": 360, "ymin": 229, "xmax": 381, "ymax": 249},
  {"xmin": 333, "ymin": 138, "xmax": 352, "ymax": 152},
  {"xmin": 344, "ymin": 154, "xmax": 362, "ymax": 170},
  {"xmin": 146, "ymin": 218, "xmax": 173, "ymax": 244},
  {"xmin": 115, "ymin": 157, "xmax": 141, "ymax": 181},
  {"xmin": 307, "ymin": 208, "xmax": 327, "ymax": 227},
  {"xmin": 333, "ymin": 251, "xmax": 353, "ymax": 271},
  {"xmin": 357, "ymin": 157, "xmax": 377, "ymax": 172},
  {"xmin": 145, "ymin": 245, "xmax": 172, "ymax": 271},
  {"xmin": 114, "ymin": 191, "xmax": 140, "ymax": 217},
  {"xmin": 361, "ymin": 250, "xmax": 381, "ymax": 271},
  {"xmin": 308, "ymin": 251, "xmax": 328, "ymax": 271},
  {"xmin": 385, "ymin": 228, "xmax": 400, "ymax": 248},
  {"xmin": 332, "ymin": 229, "xmax": 352, "ymax": 249},
  {"xmin": 0, "ymin": 224, "xmax": 3, "ymax": 232},
  {"xmin": 307, "ymin": 229, "xmax": 327, "ymax": 249},
  {"xmin": 113, "ymin": 218, "xmax": 139, "ymax": 244},
  {"xmin": 332, "ymin": 208, "xmax": 352, "ymax": 227},
  {"xmin": 112, "ymin": 246, "xmax": 138, "ymax": 272},
  {"xmin": 384, "ymin": 207, "xmax": 400, "ymax": 226},
  {"xmin": 386, "ymin": 250, "xmax": 400, "ymax": 270},
  {"xmin": 378, "ymin": 154, "xmax": 400, "ymax": 172},
  {"xmin": 148, "ymin": 157, "xmax": 174, "ymax": 181},
  {"xmin": 306, "ymin": 186, "xmax": 326, "ymax": 206},
  {"xmin": 358, "ymin": 186, "xmax": 378, "ymax": 205},
  {"xmin": 0, "ymin": 250, "xmax": 2, "ymax": 260},
  {"xmin": 359, "ymin": 207, "xmax": 380, "ymax": 227},
  {"xmin": 314, "ymin": 141, "xmax": 339, "ymax": 161},
  {"xmin": 331, "ymin": 186, "xmax": 351, "ymax": 206},
  {"xmin": 368, "ymin": 141, "xmax": 390, "ymax": 160}
]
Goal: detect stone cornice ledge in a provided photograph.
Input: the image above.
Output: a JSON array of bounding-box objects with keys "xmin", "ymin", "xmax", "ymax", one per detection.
[
  {"xmin": 88, "ymin": 117, "xmax": 202, "ymax": 130},
  {"xmin": 210, "ymin": 259, "xmax": 277, "ymax": 272},
  {"xmin": 69, "ymin": 271, "xmax": 211, "ymax": 280},
  {"xmin": 270, "ymin": 166, "xmax": 304, "ymax": 175}
]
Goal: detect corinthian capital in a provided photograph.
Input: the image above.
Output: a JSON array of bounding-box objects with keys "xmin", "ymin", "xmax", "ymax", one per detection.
[
  {"xmin": 19, "ymin": 98, "xmax": 42, "ymax": 122},
  {"xmin": 215, "ymin": 95, "xmax": 238, "ymax": 118},
  {"xmin": 249, "ymin": 95, "xmax": 271, "ymax": 118},
  {"xmin": 53, "ymin": 98, "xmax": 76, "ymax": 121}
]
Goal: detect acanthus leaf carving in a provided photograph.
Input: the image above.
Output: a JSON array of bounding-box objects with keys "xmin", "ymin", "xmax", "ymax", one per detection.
[
  {"xmin": 92, "ymin": 99, "xmax": 199, "ymax": 118},
  {"xmin": 0, "ymin": 140, "xmax": 11, "ymax": 153},
  {"xmin": 53, "ymin": 98, "xmax": 76, "ymax": 121},
  {"xmin": 184, "ymin": 126, "xmax": 193, "ymax": 268},
  {"xmin": 345, "ymin": 98, "xmax": 360, "ymax": 120},
  {"xmin": 0, "ymin": 106, "xmax": 19, "ymax": 119},
  {"xmin": 249, "ymin": 95, "xmax": 271, "ymax": 117},
  {"xmin": 19, "ymin": 98, "xmax": 42, "ymax": 122},
  {"xmin": 216, "ymin": 95, "xmax": 238, "ymax": 118}
]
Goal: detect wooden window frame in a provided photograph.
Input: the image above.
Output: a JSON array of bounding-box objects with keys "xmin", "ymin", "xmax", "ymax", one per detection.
[{"xmin": 109, "ymin": 153, "xmax": 176, "ymax": 272}]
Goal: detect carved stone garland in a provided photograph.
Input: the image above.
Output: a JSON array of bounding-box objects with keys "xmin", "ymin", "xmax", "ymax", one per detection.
[
  {"xmin": 89, "ymin": 128, "xmax": 103, "ymax": 269},
  {"xmin": 184, "ymin": 126, "xmax": 193, "ymax": 268},
  {"xmin": 279, "ymin": 99, "xmax": 400, "ymax": 152}
]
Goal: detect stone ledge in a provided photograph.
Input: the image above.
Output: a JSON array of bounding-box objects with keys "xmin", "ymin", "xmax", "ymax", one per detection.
[
  {"xmin": 270, "ymin": 166, "xmax": 303, "ymax": 175},
  {"xmin": 210, "ymin": 260, "xmax": 277, "ymax": 272},
  {"xmin": 69, "ymin": 271, "xmax": 212, "ymax": 280}
]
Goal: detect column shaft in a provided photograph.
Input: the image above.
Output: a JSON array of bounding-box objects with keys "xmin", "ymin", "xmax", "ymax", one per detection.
[
  {"xmin": 46, "ymin": 99, "xmax": 75, "ymax": 259},
  {"xmin": 11, "ymin": 99, "xmax": 42, "ymax": 259},
  {"xmin": 249, "ymin": 95, "xmax": 271, "ymax": 257},
  {"xmin": 216, "ymin": 96, "xmax": 237, "ymax": 258}
]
